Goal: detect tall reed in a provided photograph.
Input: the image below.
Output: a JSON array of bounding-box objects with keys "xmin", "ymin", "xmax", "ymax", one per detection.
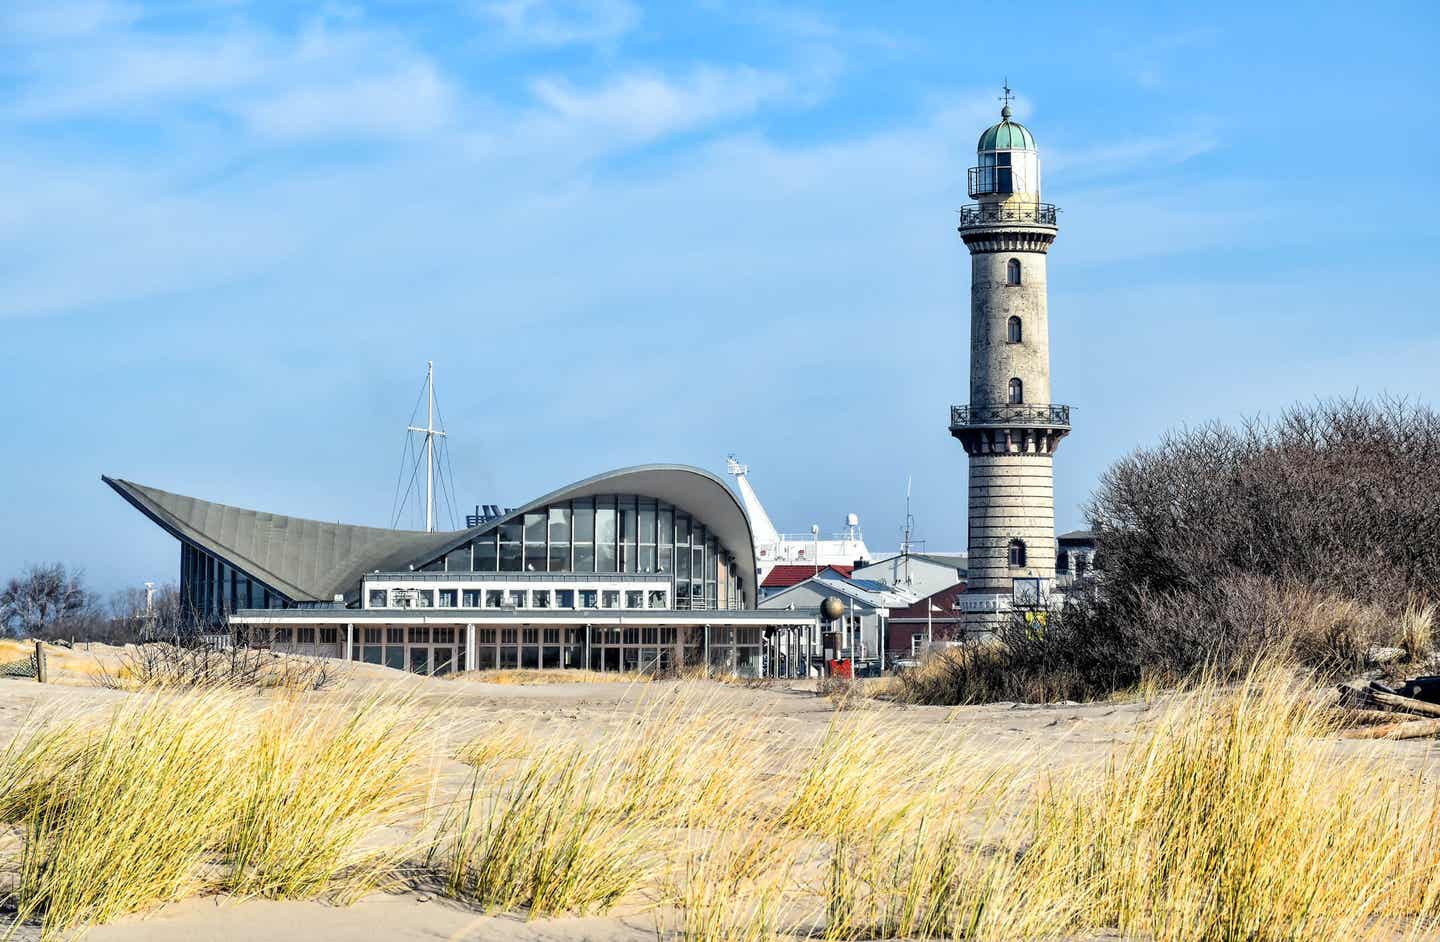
[
  {"xmin": 0, "ymin": 688, "xmax": 435, "ymax": 939},
  {"xmin": 224, "ymin": 692, "xmax": 432, "ymax": 899},
  {"xmin": 8, "ymin": 693, "xmax": 243, "ymax": 936},
  {"xmin": 426, "ymin": 746, "xmax": 651, "ymax": 916},
  {"xmin": 1029, "ymin": 665, "xmax": 1440, "ymax": 941}
]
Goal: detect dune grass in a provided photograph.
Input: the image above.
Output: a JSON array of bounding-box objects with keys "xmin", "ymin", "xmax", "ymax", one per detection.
[
  {"xmin": 223, "ymin": 692, "xmax": 432, "ymax": 900},
  {"xmin": 425, "ymin": 746, "xmax": 652, "ymax": 916},
  {"xmin": 0, "ymin": 688, "xmax": 435, "ymax": 939},
  {"xmin": 5, "ymin": 667, "xmax": 1440, "ymax": 939},
  {"xmin": 7, "ymin": 694, "xmax": 242, "ymax": 935},
  {"xmin": 1028, "ymin": 667, "xmax": 1440, "ymax": 940}
]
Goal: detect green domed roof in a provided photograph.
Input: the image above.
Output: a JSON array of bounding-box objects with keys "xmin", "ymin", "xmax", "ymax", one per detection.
[{"xmin": 977, "ymin": 105, "xmax": 1036, "ymax": 152}]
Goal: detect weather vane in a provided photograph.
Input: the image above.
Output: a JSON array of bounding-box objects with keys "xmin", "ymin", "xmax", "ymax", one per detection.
[{"xmin": 999, "ymin": 80, "xmax": 1014, "ymax": 111}]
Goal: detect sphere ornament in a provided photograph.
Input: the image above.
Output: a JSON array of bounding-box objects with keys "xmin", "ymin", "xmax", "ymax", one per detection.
[{"xmin": 819, "ymin": 597, "xmax": 845, "ymax": 622}]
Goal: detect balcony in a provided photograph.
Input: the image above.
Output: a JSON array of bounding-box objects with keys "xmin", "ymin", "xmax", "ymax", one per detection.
[
  {"xmin": 950, "ymin": 403, "xmax": 1071, "ymax": 431},
  {"xmin": 968, "ymin": 166, "xmax": 1014, "ymax": 199},
  {"xmin": 957, "ymin": 202, "xmax": 1058, "ymax": 228}
]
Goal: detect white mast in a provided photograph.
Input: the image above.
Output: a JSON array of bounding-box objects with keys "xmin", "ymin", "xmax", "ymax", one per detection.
[{"xmin": 407, "ymin": 361, "xmax": 446, "ymax": 533}]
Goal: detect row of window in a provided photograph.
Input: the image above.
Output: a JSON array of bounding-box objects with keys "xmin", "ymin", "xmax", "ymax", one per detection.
[
  {"xmin": 367, "ymin": 587, "xmax": 668, "ymax": 610},
  {"xmin": 267, "ymin": 626, "xmax": 344, "ymax": 645},
  {"xmin": 254, "ymin": 623, "xmax": 764, "ymax": 649}
]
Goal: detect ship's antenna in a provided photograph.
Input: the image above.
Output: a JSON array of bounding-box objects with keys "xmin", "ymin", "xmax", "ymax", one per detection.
[{"xmin": 901, "ymin": 476, "xmax": 915, "ymax": 585}]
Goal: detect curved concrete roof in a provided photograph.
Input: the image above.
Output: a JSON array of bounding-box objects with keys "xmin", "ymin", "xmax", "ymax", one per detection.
[
  {"xmin": 415, "ymin": 464, "xmax": 758, "ymax": 607},
  {"xmin": 104, "ymin": 464, "xmax": 757, "ymax": 607}
]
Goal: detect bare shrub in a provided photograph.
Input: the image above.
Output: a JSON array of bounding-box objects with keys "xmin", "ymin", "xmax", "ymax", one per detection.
[
  {"xmin": 96, "ymin": 643, "xmax": 340, "ymax": 691},
  {"xmin": 905, "ymin": 398, "xmax": 1440, "ymax": 704}
]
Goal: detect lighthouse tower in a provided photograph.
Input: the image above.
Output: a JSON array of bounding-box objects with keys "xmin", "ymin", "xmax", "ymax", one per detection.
[{"xmin": 950, "ymin": 87, "xmax": 1070, "ymax": 632}]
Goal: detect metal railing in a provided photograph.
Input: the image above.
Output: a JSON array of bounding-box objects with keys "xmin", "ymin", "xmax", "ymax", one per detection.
[
  {"xmin": 950, "ymin": 403, "xmax": 1071, "ymax": 428},
  {"xmin": 957, "ymin": 202, "xmax": 1058, "ymax": 228}
]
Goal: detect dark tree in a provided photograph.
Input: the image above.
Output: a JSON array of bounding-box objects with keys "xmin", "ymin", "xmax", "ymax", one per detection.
[{"xmin": 0, "ymin": 563, "xmax": 92, "ymax": 638}]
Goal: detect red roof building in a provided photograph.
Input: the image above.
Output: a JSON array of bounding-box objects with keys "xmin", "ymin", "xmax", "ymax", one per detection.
[{"xmin": 760, "ymin": 564, "xmax": 854, "ymax": 593}]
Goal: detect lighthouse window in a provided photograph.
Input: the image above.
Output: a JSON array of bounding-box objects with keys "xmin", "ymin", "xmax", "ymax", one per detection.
[
  {"xmin": 1008, "ymin": 540, "xmax": 1027, "ymax": 567},
  {"xmin": 1008, "ymin": 378, "xmax": 1024, "ymax": 404},
  {"xmin": 1007, "ymin": 258, "xmax": 1022, "ymax": 285},
  {"xmin": 1007, "ymin": 316, "xmax": 1022, "ymax": 343}
]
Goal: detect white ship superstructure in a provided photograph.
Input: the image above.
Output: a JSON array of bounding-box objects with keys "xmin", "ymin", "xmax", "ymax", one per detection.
[{"xmin": 726, "ymin": 457, "xmax": 871, "ymax": 581}]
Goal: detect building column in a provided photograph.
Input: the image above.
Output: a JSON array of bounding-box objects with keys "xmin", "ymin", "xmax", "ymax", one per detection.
[
  {"xmin": 703, "ymin": 625, "xmax": 710, "ymax": 675},
  {"xmin": 584, "ymin": 625, "xmax": 591, "ymax": 671},
  {"xmin": 465, "ymin": 623, "xmax": 475, "ymax": 672},
  {"xmin": 344, "ymin": 623, "xmax": 353, "ymax": 661}
]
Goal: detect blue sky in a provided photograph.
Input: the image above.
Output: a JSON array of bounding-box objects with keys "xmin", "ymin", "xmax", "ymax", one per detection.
[{"xmin": 2, "ymin": 0, "xmax": 1437, "ymax": 596}]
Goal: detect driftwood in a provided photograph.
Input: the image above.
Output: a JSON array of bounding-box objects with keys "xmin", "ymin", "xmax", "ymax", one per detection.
[
  {"xmin": 1336, "ymin": 681, "xmax": 1440, "ymax": 719},
  {"xmin": 1341, "ymin": 718, "xmax": 1440, "ymax": 741}
]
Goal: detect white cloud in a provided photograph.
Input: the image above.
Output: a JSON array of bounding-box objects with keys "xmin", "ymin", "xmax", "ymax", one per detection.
[
  {"xmin": 0, "ymin": 0, "xmax": 137, "ymax": 40},
  {"xmin": 529, "ymin": 65, "xmax": 799, "ymax": 141},
  {"xmin": 2, "ymin": 7, "xmax": 458, "ymax": 144},
  {"xmin": 239, "ymin": 63, "xmax": 456, "ymax": 139},
  {"xmin": 9, "ymin": 32, "xmax": 271, "ymax": 118},
  {"xmin": 480, "ymin": 0, "xmax": 638, "ymax": 46}
]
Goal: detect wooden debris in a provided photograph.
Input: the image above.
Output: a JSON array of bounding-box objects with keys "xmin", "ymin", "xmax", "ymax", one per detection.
[
  {"xmin": 1335, "ymin": 677, "xmax": 1440, "ymax": 739},
  {"xmin": 1341, "ymin": 718, "xmax": 1440, "ymax": 741}
]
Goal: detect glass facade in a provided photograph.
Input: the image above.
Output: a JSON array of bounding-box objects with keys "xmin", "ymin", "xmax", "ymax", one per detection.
[
  {"xmin": 424, "ymin": 494, "xmax": 740, "ymax": 610},
  {"xmin": 180, "ymin": 542, "xmax": 288, "ymax": 624}
]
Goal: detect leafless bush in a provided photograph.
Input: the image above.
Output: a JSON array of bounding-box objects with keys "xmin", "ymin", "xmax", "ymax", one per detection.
[
  {"xmin": 1089, "ymin": 396, "xmax": 1440, "ymax": 610},
  {"xmin": 96, "ymin": 643, "xmax": 341, "ymax": 691},
  {"xmin": 903, "ymin": 398, "xmax": 1440, "ymax": 704},
  {"xmin": 1077, "ymin": 397, "xmax": 1440, "ymax": 681}
]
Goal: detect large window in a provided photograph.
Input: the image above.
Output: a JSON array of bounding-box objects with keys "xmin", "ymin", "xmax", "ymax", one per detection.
[
  {"xmin": 416, "ymin": 494, "xmax": 743, "ymax": 611},
  {"xmin": 475, "ymin": 533, "xmax": 498, "ymax": 572},
  {"xmin": 499, "ymin": 523, "xmax": 522, "ymax": 572},
  {"xmin": 573, "ymin": 498, "xmax": 595, "ymax": 572},
  {"xmin": 596, "ymin": 497, "xmax": 617, "ymax": 573},
  {"xmin": 523, "ymin": 512, "xmax": 546, "ymax": 573},
  {"xmin": 548, "ymin": 506, "xmax": 571, "ymax": 571}
]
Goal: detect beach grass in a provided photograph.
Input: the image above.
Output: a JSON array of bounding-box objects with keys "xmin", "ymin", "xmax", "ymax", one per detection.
[{"xmin": 3, "ymin": 667, "xmax": 1440, "ymax": 939}]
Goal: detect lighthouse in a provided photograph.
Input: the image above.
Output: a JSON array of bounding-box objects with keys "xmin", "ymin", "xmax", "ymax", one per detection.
[{"xmin": 950, "ymin": 86, "xmax": 1070, "ymax": 633}]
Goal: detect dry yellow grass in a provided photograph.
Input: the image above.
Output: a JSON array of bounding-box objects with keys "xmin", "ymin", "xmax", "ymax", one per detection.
[
  {"xmin": 1027, "ymin": 666, "xmax": 1440, "ymax": 940},
  {"xmin": 6, "ymin": 666, "xmax": 1440, "ymax": 939},
  {"xmin": 0, "ymin": 639, "xmax": 115, "ymax": 684},
  {"xmin": 0, "ymin": 688, "xmax": 436, "ymax": 939},
  {"xmin": 223, "ymin": 691, "xmax": 433, "ymax": 900}
]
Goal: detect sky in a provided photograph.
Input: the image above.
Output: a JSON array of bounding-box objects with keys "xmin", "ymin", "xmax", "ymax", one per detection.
[{"xmin": 1, "ymin": 0, "xmax": 1437, "ymax": 597}]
